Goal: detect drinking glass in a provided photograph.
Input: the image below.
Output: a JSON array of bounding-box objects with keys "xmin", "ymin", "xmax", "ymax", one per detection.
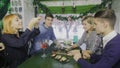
[{"xmin": 41, "ymin": 39, "xmax": 48, "ymax": 58}]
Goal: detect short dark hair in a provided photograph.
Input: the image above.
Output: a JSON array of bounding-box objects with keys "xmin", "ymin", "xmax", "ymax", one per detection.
[
  {"xmin": 94, "ymin": 9, "xmax": 116, "ymax": 28},
  {"xmin": 45, "ymin": 14, "xmax": 54, "ymax": 19}
]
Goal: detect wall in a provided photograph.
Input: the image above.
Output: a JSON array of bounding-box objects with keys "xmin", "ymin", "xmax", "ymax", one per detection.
[
  {"xmin": 112, "ymin": 0, "xmax": 120, "ymax": 33},
  {"xmin": 41, "ymin": 0, "xmax": 101, "ymax": 6},
  {"xmin": 23, "ymin": 0, "xmax": 35, "ymax": 30},
  {"xmin": 38, "ymin": 14, "xmax": 84, "ymax": 40},
  {"xmin": 10, "ymin": 0, "xmax": 35, "ymax": 30}
]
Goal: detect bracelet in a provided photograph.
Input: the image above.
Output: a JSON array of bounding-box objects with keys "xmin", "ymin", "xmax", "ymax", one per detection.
[{"xmin": 79, "ymin": 48, "xmax": 83, "ymax": 58}]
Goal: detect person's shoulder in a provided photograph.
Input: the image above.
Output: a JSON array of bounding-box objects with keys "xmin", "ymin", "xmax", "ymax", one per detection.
[
  {"xmin": 50, "ymin": 26, "xmax": 53, "ymax": 29},
  {"xmin": 2, "ymin": 34, "xmax": 11, "ymax": 37},
  {"xmin": 48, "ymin": 26, "xmax": 54, "ymax": 30},
  {"xmin": 39, "ymin": 23, "xmax": 45, "ymax": 30},
  {"xmin": 115, "ymin": 33, "xmax": 120, "ymax": 39},
  {"xmin": 39, "ymin": 22, "xmax": 44, "ymax": 27},
  {"xmin": 2, "ymin": 34, "xmax": 15, "ymax": 37},
  {"xmin": 83, "ymin": 31, "xmax": 86, "ymax": 34},
  {"xmin": 117, "ymin": 33, "xmax": 120, "ymax": 36},
  {"xmin": 87, "ymin": 31, "xmax": 97, "ymax": 37},
  {"xmin": 110, "ymin": 33, "xmax": 120, "ymax": 43},
  {"xmin": 1, "ymin": 34, "xmax": 14, "ymax": 41},
  {"xmin": 108, "ymin": 34, "xmax": 120, "ymax": 49},
  {"xmin": 91, "ymin": 31, "xmax": 97, "ymax": 35}
]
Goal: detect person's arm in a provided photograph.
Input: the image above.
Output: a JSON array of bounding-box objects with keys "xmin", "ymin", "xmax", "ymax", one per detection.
[
  {"xmin": 77, "ymin": 32, "xmax": 86, "ymax": 46},
  {"xmin": 50, "ymin": 27, "xmax": 56, "ymax": 41},
  {"xmin": 27, "ymin": 17, "xmax": 41, "ymax": 39},
  {"xmin": 2, "ymin": 29, "xmax": 33, "ymax": 48},
  {"xmin": 0, "ymin": 43, "xmax": 5, "ymax": 51},
  {"xmin": 29, "ymin": 28, "xmax": 40, "ymax": 38},
  {"xmin": 71, "ymin": 32, "xmax": 86, "ymax": 49},
  {"xmin": 77, "ymin": 42, "xmax": 120, "ymax": 68},
  {"xmin": 88, "ymin": 34, "xmax": 101, "ymax": 54},
  {"xmin": 2, "ymin": 17, "xmax": 41, "ymax": 48},
  {"xmin": 49, "ymin": 27, "xmax": 59, "ymax": 45}
]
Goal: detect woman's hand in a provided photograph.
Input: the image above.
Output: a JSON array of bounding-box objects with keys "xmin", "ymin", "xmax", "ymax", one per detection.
[
  {"xmin": 28, "ymin": 16, "xmax": 41, "ymax": 31},
  {"xmin": 34, "ymin": 16, "xmax": 41, "ymax": 28},
  {"xmin": 65, "ymin": 44, "xmax": 77, "ymax": 51},
  {"xmin": 82, "ymin": 50, "xmax": 91, "ymax": 59},
  {"xmin": 67, "ymin": 50, "xmax": 82, "ymax": 61},
  {"xmin": 0, "ymin": 43, "xmax": 5, "ymax": 51},
  {"xmin": 71, "ymin": 44, "xmax": 78, "ymax": 48}
]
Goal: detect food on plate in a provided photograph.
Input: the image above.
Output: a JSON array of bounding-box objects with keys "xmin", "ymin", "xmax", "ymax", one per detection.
[
  {"xmin": 51, "ymin": 53, "xmax": 56, "ymax": 57},
  {"xmin": 66, "ymin": 59, "xmax": 70, "ymax": 62},
  {"xmin": 59, "ymin": 57, "xmax": 67, "ymax": 62},
  {"xmin": 51, "ymin": 50, "xmax": 70, "ymax": 63},
  {"xmin": 55, "ymin": 55, "xmax": 61, "ymax": 60},
  {"xmin": 57, "ymin": 55, "xmax": 62, "ymax": 59}
]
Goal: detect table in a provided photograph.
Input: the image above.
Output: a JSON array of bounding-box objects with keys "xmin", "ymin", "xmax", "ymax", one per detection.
[
  {"xmin": 18, "ymin": 44, "xmax": 81, "ymax": 68},
  {"xmin": 18, "ymin": 53, "xmax": 81, "ymax": 68}
]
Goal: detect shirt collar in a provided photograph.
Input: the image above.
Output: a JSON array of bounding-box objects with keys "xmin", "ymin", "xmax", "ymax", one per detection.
[
  {"xmin": 103, "ymin": 30, "xmax": 117, "ymax": 48},
  {"xmin": 43, "ymin": 22, "xmax": 52, "ymax": 29},
  {"xmin": 43, "ymin": 23, "xmax": 49, "ymax": 29}
]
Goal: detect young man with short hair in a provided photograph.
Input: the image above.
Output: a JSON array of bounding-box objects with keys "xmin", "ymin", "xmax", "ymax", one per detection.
[{"xmin": 30, "ymin": 14, "xmax": 57, "ymax": 55}]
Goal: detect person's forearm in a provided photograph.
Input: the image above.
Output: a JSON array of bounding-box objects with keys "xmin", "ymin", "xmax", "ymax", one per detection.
[
  {"xmin": 72, "ymin": 44, "xmax": 78, "ymax": 48},
  {"xmin": 0, "ymin": 43, "xmax": 5, "ymax": 51}
]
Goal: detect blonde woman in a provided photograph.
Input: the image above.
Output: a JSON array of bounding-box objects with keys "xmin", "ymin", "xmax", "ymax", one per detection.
[
  {"xmin": 1, "ymin": 14, "xmax": 41, "ymax": 68},
  {"xmin": 70, "ymin": 16, "xmax": 101, "ymax": 59}
]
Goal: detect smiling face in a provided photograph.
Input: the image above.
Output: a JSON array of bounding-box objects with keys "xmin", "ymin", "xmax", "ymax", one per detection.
[
  {"xmin": 82, "ymin": 20, "xmax": 93, "ymax": 32},
  {"xmin": 3, "ymin": 14, "xmax": 23, "ymax": 34},
  {"xmin": 11, "ymin": 15, "xmax": 22, "ymax": 32},
  {"xmin": 45, "ymin": 17, "xmax": 53, "ymax": 27}
]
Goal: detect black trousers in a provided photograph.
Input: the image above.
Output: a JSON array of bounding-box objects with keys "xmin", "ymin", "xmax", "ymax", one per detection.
[
  {"xmin": 5, "ymin": 56, "xmax": 26, "ymax": 68},
  {"xmin": 0, "ymin": 50, "xmax": 6, "ymax": 68},
  {"xmin": 0, "ymin": 56, "xmax": 5, "ymax": 68},
  {"xmin": 9, "ymin": 60, "xmax": 23, "ymax": 68}
]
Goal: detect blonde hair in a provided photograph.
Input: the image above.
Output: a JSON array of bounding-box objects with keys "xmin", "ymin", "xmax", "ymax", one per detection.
[
  {"xmin": 2, "ymin": 14, "xmax": 18, "ymax": 34},
  {"xmin": 82, "ymin": 16, "xmax": 95, "ymax": 31},
  {"xmin": 82, "ymin": 16, "xmax": 94, "ymax": 25}
]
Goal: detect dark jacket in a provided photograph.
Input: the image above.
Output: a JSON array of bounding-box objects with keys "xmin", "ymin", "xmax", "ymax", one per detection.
[{"xmin": 1, "ymin": 28, "xmax": 40, "ymax": 66}]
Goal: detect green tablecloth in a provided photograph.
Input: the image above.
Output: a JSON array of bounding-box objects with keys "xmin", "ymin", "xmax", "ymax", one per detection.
[
  {"xmin": 18, "ymin": 53, "xmax": 81, "ymax": 68},
  {"xmin": 18, "ymin": 44, "xmax": 81, "ymax": 68}
]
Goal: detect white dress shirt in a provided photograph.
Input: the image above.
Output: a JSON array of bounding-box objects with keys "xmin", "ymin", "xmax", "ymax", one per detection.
[{"xmin": 103, "ymin": 30, "xmax": 117, "ymax": 48}]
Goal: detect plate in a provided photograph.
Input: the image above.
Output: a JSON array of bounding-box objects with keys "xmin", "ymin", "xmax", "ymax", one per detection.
[{"xmin": 51, "ymin": 50, "xmax": 71, "ymax": 63}]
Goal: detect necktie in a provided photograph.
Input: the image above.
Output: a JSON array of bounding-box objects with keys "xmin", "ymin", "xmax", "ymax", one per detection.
[
  {"xmin": 99, "ymin": 35, "xmax": 103, "ymax": 54},
  {"xmin": 94, "ymin": 34, "xmax": 103, "ymax": 55},
  {"xmin": 100, "ymin": 36, "xmax": 103, "ymax": 50}
]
